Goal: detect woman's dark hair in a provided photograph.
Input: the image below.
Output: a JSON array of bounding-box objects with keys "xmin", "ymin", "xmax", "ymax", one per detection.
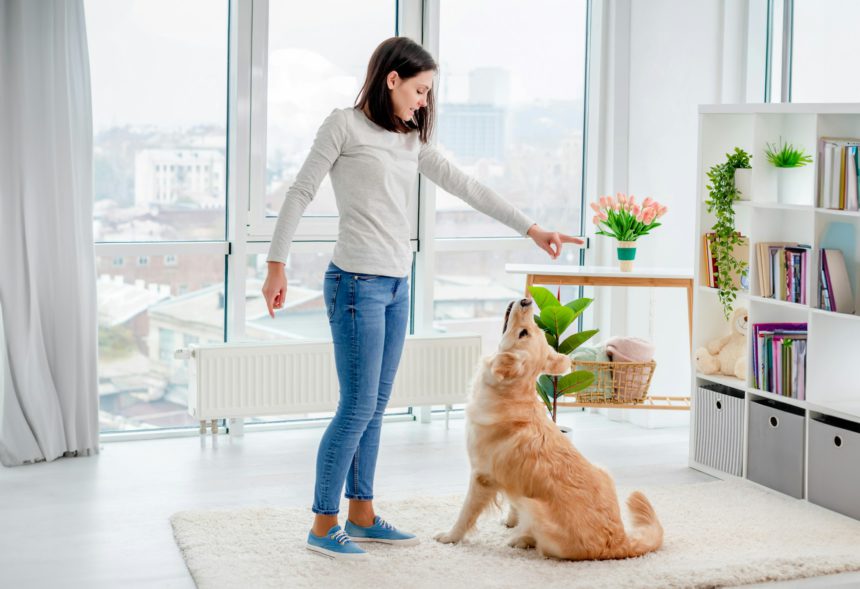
[{"xmin": 355, "ymin": 37, "xmax": 437, "ymax": 143}]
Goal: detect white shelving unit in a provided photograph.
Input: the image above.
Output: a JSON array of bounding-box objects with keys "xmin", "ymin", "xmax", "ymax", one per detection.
[{"xmin": 691, "ymin": 103, "xmax": 860, "ymax": 519}]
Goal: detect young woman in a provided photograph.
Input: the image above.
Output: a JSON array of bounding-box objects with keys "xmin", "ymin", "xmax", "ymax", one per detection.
[{"xmin": 262, "ymin": 37, "xmax": 582, "ymax": 559}]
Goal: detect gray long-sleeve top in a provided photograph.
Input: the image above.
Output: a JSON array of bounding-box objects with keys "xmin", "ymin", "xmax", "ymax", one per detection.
[{"xmin": 267, "ymin": 107, "xmax": 535, "ymax": 277}]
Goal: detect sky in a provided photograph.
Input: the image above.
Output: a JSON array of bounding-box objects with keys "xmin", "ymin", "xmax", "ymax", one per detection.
[
  {"xmin": 84, "ymin": 0, "xmax": 587, "ymax": 132},
  {"xmin": 84, "ymin": 0, "xmax": 857, "ymax": 131}
]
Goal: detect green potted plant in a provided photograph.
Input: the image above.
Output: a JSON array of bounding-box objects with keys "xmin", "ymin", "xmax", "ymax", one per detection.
[
  {"xmin": 528, "ymin": 285, "xmax": 599, "ymax": 427},
  {"xmin": 764, "ymin": 138, "xmax": 813, "ymax": 203},
  {"xmin": 705, "ymin": 147, "xmax": 751, "ymax": 319},
  {"xmin": 733, "ymin": 151, "xmax": 753, "ymax": 200},
  {"xmin": 590, "ymin": 193, "xmax": 667, "ymax": 272}
]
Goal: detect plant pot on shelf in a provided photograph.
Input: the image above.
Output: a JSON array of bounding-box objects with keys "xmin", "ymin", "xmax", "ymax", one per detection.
[
  {"xmin": 616, "ymin": 240, "xmax": 637, "ymax": 272},
  {"xmin": 734, "ymin": 168, "xmax": 752, "ymax": 200},
  {"xmin": 775, "ymin": 166, "xmax": 805, "ymax": 204}
]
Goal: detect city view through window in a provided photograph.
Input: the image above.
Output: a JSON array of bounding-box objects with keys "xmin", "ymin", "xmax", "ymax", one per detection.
[{"xmin": 87, "ymin": 0, "xmax": 586, "ymax": 432}]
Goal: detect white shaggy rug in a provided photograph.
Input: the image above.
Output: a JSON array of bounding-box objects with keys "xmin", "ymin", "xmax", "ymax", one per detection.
[{"xmin": 170, "ymin": 480, "xmax": 860, "ymax": 589}]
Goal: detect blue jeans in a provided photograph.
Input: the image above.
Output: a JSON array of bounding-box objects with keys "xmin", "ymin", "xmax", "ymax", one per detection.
[{"xmin": 312, "ymin": 261, "xmax": 410, "ymax": 515}]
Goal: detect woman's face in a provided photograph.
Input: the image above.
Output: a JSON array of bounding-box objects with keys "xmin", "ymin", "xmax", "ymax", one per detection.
[{"xmin": 387, "ymin": 69, "xmax": 434, "ymax": 123}]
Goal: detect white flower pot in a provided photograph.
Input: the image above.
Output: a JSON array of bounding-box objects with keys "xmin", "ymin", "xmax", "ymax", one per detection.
[
  {"xmin": 734, "ymin": 168, "xmax": 752, "ymax": 201},
  {"xmin": 776, "ymin": 167, "xmax": 805, "ymax": 204}
]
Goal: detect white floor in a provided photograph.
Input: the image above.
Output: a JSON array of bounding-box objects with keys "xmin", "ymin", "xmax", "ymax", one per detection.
[{"xmin": 1, "ymin": 410, "xmax": 859, "ymax": 588}]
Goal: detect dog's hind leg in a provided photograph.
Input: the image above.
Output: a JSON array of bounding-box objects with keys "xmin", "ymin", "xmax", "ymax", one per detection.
[
  {"xmin": 504, "ymin": 504, "xmax": 519, "ymax": 528},
  {"xmin": 507, "ymin": 529, "xmax": 535, "ymax": 549},
  {"xmin": 434, "ymin": 473, "xmax": 497, "ymax": 544}
]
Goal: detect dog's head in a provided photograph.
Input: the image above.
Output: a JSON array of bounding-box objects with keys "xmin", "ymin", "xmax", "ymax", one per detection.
[{"xmin": 489, "ymin": 298, "xmax": 571, "ymax": 385}]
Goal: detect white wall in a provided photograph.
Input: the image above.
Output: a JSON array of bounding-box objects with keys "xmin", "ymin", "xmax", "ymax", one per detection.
[{"xmin": 587, "ymin": 0, "xmax": 739, "ymax": 427}]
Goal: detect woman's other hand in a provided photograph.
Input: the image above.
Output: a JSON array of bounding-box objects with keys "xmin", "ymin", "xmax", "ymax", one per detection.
[
  {"xmin": 526, "ymin": 224, "xmax": 585, "ymax": 259},
  {"xmin": 263, "ymin": 262, "xmax": 288, "ymax": 318}
]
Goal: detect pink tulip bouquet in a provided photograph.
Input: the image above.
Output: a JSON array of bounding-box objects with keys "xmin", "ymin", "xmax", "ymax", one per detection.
[
  {"xmin": 590, "ymin": 193, "xmax": 668, "ymax": 271},
  {"xmin": 590, "ymin": 193, "xmax": 667, "ymax": 241}
]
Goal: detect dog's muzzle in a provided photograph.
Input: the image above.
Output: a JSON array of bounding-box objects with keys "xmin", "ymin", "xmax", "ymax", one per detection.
[{"xmin": 503, "ymin": 299, "xmax": 533, "ymax": 333}]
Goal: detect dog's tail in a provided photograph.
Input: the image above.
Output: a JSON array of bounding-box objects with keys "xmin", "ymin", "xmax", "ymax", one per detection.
[{"xmin": 614, "ymin": 491, "xmax": 663, "ymax": 558}]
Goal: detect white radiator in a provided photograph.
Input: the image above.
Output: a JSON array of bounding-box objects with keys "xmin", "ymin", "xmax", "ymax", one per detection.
[{"xmin": 176, "ymin": 333, "xmax": 482, "ymax": 422}]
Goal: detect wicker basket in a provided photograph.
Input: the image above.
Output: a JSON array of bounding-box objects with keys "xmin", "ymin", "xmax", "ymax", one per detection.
[{"xmin": 568, "ymin": 360, "xmax": 656, "ymax": 404}]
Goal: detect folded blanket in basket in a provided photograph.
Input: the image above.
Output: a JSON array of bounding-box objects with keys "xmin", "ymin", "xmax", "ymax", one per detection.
[
  {"xmin": 570, "ymin": 344, "xmax": 612, "ymax": 401},
  {"xmin": 604, "ymin": 336, "xmax": 655, "ymax": 402},
  {"xmin": 569, "ymin": 344, "xmax": 610, "ymax": 363},
  {"xmin": 605, "ymin": 336, "xmax": 655, "ymax": 363}
]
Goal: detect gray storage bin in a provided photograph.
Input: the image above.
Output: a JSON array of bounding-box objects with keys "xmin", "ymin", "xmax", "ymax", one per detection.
[
  {"xmin": 747, "ymin": 399, "xmax": 805, "ymax": 498},
  {"xmin": 808, "ymin": 414, "xmax": 860, "ymax": 520},
  {"xmin": 693, "ymin": 383, "xmax": 744, "ymax": 476}
]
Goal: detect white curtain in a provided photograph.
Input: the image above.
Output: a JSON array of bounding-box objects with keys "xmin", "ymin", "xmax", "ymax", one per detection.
[{"xmin": 0, "ymin": 0, "xmax": 99, "ymax": 466}]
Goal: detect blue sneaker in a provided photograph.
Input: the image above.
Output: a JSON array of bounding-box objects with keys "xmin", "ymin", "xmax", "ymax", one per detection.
[
  {"xmin": 306, "ymin": 525, "xmax": 367, "ymax": 560},
  {"xmin": 345, "ymin": 516, "xmax": 419, "ymax": 546}
]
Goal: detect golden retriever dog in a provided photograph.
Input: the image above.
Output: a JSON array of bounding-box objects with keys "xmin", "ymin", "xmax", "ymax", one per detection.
[{"xmin": 434, "ymin": 298, "xmax": 663, "ymax": 560}]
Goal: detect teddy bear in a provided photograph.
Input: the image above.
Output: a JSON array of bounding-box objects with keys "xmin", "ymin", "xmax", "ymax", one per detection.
[{"xmin": 695, "ymin": 306, "xmax": 748, "ymax": 380}]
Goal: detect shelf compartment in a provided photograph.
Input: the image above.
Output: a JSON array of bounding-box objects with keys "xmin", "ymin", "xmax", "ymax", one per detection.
[
  {"xmin": 692, "ymin": 384, "xmax": 744, "ymax": 477},
  {"xmin": 750, "ymin": 113, "xmax": 817, "ymax": 207},
  {"xmin": 748, "ymin": 207, "xmax": 814, "ymax": 302},
  {"xmin": 747, "ymin": 398, "xmax": 806, "ymax": 499},
  {"xmin": 814, "ymin": 215, "xmax": 860, "ymax": 313},
  {"xmin": 808, "ymin": 413, "xmax": 860, "ymax": 520},
  {"xmin": 806, "ymin": 311, "xmax": 860, "ymax": 408}
]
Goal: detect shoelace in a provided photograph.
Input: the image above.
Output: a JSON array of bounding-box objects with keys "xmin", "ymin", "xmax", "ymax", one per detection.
[
  {"xmin": 330, "ymin": 529, "xmax": 351, "ymax": 545},
  {"xmin": 375, "ymin": 517, "xmax": 395, "ymax": 531}
]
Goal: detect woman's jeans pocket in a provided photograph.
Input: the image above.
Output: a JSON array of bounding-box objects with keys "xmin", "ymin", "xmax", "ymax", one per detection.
[{"xmin": 323, "ymin": 273, "xmax": 340, "ymax": 321}]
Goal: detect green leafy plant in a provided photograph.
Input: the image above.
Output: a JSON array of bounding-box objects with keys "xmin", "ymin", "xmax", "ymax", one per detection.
[
  {"xmin": 528, "ymin": 285, "xmax": 599, "ymax": 422},
  {"xmin": 764, "ymin": 139, "xmax": 812, "ymax": 168},
  {"xmin": 705, "ymin": 147, "xmax": 750, "ymax": 319}
]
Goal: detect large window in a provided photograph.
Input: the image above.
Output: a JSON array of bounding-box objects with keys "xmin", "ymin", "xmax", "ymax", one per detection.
[
  {"xmin": 86, "ymin": 0, "xmax": 228, "ymax": 242},
  {"xmin": 434, "ymin": 0, "xmax": 587, "ymax": 238},
  {"xmin": 431, "ymin": 0, "xmax": 588, "ymax": 342},
  {"xmin": 86, "ymin": 0, "xmax": 590, "ymax": 435},
  {"xmin": 96, "ymin": 253, "xmax": 226, "ymax": 430},
  {"xmin": 790, "ymin": 0, "xmax": 860, "ymax": 102},
  {"xmin": 255, "ymin": 0, "xmax": 394, "ymax": 231},
  {"xmin": 765, "ymin": 0, "xmax": 860, "ymax": 103},
  {"xmin": 86, "ymin": 0, "xmax": 229, "ymax": 431}
]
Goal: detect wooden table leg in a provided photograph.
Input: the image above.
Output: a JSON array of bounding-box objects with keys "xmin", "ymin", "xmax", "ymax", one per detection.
[{"xmin": 524, "ymin": 274, "xmax": 535, "ymax": 297}]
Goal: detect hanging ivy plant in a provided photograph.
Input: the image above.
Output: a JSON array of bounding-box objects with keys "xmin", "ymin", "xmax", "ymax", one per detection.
[{"xmin": 705, "ymin": 147, "xmax": 751, "ymax": 319}]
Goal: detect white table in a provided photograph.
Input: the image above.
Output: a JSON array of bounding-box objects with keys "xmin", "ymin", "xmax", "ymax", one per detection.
[
  {"xmin": 505, "ymin": 264, "xmax": 694, "ymax": 410},
  {"xmin": 506, "ymin": 264, "xmax": 694, "ymax": 351}
]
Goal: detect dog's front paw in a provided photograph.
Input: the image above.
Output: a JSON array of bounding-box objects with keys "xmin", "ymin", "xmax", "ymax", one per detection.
[{"xmin": 433, "ymin": 531, "xmax": 461, "ymax": 544}]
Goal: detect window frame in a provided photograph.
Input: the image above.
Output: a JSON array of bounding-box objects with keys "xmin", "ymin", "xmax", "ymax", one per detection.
[
  {"xmin": 244, "ymin": 0, "xmax": 418, "ymax": 244},
  {"xmin": 92, "ymin": 0, "xmax": 591, "ymax": 439}
]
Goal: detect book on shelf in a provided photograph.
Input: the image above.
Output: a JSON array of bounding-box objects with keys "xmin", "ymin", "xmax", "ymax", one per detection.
[
  {"xmin": 754, "ymin": 241, "xmax": 810, "ymax": 303},
  {"xmin": 818, "ymin": 138, "xmax": 860, "ymax": 210},
  {"xmin": 751, "ymin": 322, "xmax": 808, "ymax": 399},
  {"xmin": 702, "ymin": 233, "xmax": 749, "ymax": 290},
  {"xmin": 819, "ymin": 248, "xmax": 855, "ymax": 314}
]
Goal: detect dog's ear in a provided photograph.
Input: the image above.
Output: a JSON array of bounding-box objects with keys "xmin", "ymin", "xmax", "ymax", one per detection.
[
  {"xmin": 491, "ymin": 351, "xmax": 525, "ymax": 381},
  {"xmin": 543, "ymin": 351, "xmax": 570, "ymax": 376}
]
